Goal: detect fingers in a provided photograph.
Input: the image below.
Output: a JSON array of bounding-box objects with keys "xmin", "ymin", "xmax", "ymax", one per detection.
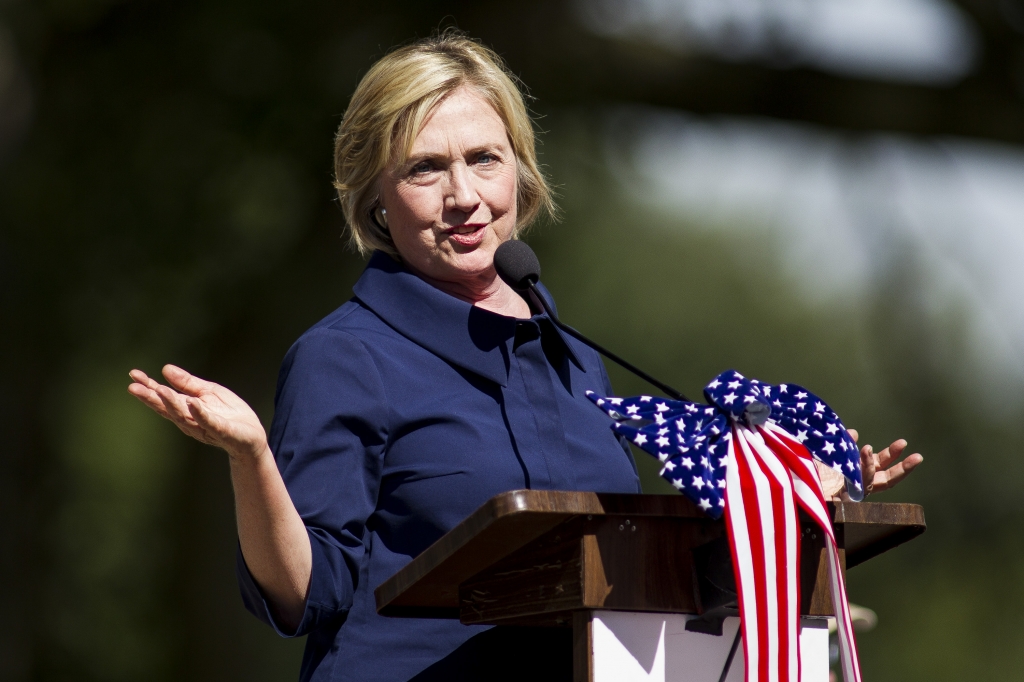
[
  {"xmin": 128, "ymin": 368, "xmax": 202, "ymax": 427},
  {"xmin": 130, "ymin": 370, "xmax": 221, "ymax": 445},
  {"xmin": 150, "ymin": 381, "xmax": 197, "ymax": 424},
  {"xmin": 860, "ymin": 444, "xmax": 877, "ymax": 494},
  {"xmin": 130, "ymin": 369, "xmax": 165, "ymax": 396},
  {"xmin": 128, "ymin": 381, "xmax": 173, "ymax": 418},
  {"xmin": 873, "ymin": 452, "xmax": 923, "ymax": 492},
  {"xmin": 847, "ymin": 428, "xmax": 859, "ymax": 444},
  {"xmin": 183, "ymin": 398, "xmax": 228, "ymax": 445},
  {"xmin": 162, "ymin": 364, "xmax": 214, "ymax": 397},
  {"xmin": 129, "ymin": 368, "xmax": 152, "ymax": 385},
  {"xmin": 855, "ymin": 434, "xmax": 923, "ymax": 495},
  {"xmin": 129, "ymin": 370, "xmax": 178, "ymax": 417},
  {"xmin": 129, "ymin": 366, "xmax": 265, "ymax": 455},
  {"xmin": 186, "ymin": 397, "xmax": 225, "ymax": 435},
  {"xmin": 903, "ymin": 452, "xmax": 924, "ymax": 470},
  {"xmin": 875, "ymin": 439, "xmax": 907, "ymax": 469},
  {"xmin": 129, "ymin": 367, "xmax": 210, "ymax": 426}
]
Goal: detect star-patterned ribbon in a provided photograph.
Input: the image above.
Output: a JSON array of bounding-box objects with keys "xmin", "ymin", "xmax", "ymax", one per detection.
[{"xmin": 588, "ymin": 370, "xmax": 862, "ymax": 682}]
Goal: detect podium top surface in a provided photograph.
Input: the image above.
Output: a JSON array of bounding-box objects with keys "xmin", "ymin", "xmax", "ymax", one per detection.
[{"xmin": 374, "ymin": 490, "xmax": 924, "ymax": 617}]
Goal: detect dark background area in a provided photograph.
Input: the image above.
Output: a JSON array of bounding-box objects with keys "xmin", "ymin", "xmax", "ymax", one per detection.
[{"xmin": 3, "ymin": 0, "xmax": 1024, "ymax": 680}]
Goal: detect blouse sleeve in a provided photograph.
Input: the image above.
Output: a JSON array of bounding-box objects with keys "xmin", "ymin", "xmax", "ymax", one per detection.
[{"xmin": 236, "ymin": 326, "xmax": 389, "ymax": 637}]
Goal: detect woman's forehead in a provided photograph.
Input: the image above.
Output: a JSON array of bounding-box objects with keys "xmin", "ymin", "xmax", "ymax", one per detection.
[{"xmin": 408, "ymin": 87, "xmax": 510, "ymax": 157}]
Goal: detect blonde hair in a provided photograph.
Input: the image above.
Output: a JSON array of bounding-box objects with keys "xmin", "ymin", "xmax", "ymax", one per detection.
[{"xmin": 333, "ymin": 31, "xmax": 556, "ymax": 257}]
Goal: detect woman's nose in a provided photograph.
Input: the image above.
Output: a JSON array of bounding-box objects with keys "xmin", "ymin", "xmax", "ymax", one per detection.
[{"xmin": 445, "ymin": 163, "xmax": 480, "ymax": 213}]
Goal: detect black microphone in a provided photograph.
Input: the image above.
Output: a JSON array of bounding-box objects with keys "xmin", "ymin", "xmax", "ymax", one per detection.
[{"xmin": 494, "ymin": 240, "xmax": 688, "ymax": 401}]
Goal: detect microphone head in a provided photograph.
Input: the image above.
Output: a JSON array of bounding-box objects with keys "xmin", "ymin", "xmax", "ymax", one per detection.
[{"xmin": 494, "ymin": 240, "xmax": 541, "ymax": 292}]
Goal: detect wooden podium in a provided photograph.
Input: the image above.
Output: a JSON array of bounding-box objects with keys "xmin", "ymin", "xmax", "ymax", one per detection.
[{"xmin": 375, "ymin": 491, "xmax": 925, "ymax": 682}]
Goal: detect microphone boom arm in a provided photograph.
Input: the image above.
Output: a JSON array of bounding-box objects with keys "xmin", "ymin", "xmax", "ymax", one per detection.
[{"xmin": 527, "ymin": 285, "xmax": 689, "ymax": 402}]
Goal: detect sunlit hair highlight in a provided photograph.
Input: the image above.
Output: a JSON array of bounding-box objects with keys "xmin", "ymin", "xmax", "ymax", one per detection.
[{"xmin": 333, "ymin": 31, "xmax": 556, "ymax": 257}]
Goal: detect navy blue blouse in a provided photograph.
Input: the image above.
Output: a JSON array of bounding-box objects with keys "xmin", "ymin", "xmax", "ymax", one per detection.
[{"xmin": 237, "ymin": 251, "xmax": 641, "ymax": 682}]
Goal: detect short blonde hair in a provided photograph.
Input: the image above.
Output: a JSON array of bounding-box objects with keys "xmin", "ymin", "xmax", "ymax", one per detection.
[{"xmin": 333, "ymin": 31, "xmax": 556, "ymax": 257}]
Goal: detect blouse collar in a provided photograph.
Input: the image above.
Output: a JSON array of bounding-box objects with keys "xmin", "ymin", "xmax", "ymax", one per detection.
[{"xmin": 353, "ymin": 251, "xmax": 583, "ymax": 387}]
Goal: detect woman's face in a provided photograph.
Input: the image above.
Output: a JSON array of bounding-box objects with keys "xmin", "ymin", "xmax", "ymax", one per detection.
[{"xmin": 379, "ymin": 87, "xmax": 518, "ymax": 291}]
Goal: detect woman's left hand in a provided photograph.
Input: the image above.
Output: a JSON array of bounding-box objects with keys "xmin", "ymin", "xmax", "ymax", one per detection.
[{"xmin": 847, "ymin": 429, "xmax": 923, "ymax": 495}]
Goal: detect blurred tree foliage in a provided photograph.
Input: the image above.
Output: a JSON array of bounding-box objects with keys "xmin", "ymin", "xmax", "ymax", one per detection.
[{"xmin": 2, "ymin": 1, "xmax": 1024, "ymax": 681}]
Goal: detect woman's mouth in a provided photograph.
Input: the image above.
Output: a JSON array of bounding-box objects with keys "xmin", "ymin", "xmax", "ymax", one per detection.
[{"xmin": 445, "ymin": 223, "xmax": 487, "ymax": 247}]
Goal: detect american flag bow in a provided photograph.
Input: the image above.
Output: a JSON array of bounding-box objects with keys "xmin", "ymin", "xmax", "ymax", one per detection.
[{"xmin": 588, "ymin": 370, "xmax": 863, "ymax": 682}]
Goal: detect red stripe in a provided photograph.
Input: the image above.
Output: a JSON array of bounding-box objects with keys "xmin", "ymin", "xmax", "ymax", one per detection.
[
  {"xmin": 722, "ymin": 473, "xmax": 753, "ymax": 682},
  {"xmin": 747, "ymin": 434, "xmax": 794, "ymax": 682},
  {"xmin": 724, "ymin": 436, "xmax": 758, "ymax": 682},
  {"xmin": 734, "ymin": 431, "xmax": 771, "ymax": 682},
  {"xmin": 756, "ymin": 430, "xmax": 802, "ymax": 682},
  {"xmin": 725, "ymin": 432, "xmax": 766, "ymax": 682},
  {"xmin": 724, "ymin": 432, "xmax": 757, "ymax": 675}
]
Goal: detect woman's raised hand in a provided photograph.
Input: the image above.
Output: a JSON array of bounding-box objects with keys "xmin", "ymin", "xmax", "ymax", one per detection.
[
  {"xmin": 847, "ymin": 428, "xmax": 924, "ymax": 496},
  {"xmin": 131, "ymin": 365, "xmax": 309, "ymax": 627},
  {"xmin": 128, "ymin": 365, "xmax": 270, "ymax": 460}
]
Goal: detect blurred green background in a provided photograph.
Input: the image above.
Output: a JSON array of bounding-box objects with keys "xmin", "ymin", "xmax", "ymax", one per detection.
[{"xmin": 4, "ymin": 0, "xmax": 1024, "ymax": 680}]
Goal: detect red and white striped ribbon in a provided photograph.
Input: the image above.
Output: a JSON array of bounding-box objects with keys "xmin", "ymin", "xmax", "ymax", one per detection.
[{"xmin": 724, "ymin": 422, "xmax": 861, "ymax": 682}]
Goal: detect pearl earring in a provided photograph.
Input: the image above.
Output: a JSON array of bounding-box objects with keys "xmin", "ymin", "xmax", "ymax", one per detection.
[{"xmin": 372, "ymin": 204, "xmax": 389, "ymax": 230}]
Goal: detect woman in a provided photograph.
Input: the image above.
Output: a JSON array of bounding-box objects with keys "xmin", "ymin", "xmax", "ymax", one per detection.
[{"xmin": 128, "ymin": 33, "xmax": 921, "ymax": 682}]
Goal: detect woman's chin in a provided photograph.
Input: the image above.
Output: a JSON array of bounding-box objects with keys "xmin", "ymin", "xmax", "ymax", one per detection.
[
  {"xmin": 446, "ymin": 254, "xmax": 494, "ymax": 278},
  {"xmin": 428, "ymin": 246, "xmax": 497, "ymax": 281}
]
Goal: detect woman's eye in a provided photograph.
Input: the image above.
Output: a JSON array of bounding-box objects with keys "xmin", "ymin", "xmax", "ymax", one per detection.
[
  {"xmin": 476, "ymin": 153, "xmax": 497, "ymax": 165},
  {"xmin": 410, "ymin": 161, "xmax": 433, "ymax": 175}
]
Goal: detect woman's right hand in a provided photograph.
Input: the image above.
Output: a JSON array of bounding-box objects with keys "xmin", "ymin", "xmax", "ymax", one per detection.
[
  {"xmin": 128, "ymin": 364, "xmax": 269, "ymax": 461},
  {"xmin": 130, "ymin": 364, "xmax": 311, "ymax": 630}
]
